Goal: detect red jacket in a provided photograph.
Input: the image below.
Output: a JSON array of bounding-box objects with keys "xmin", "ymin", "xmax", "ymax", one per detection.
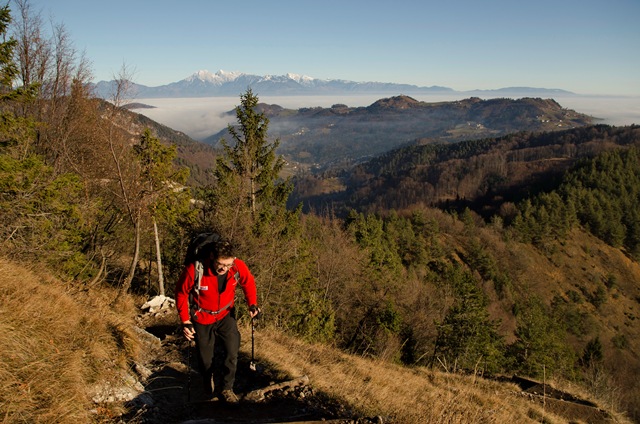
[{"xmin": 175, "ymin": 258, "xmax": 258, "ymax": 325}]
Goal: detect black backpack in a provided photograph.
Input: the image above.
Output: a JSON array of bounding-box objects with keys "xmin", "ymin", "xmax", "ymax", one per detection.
[
  {"xmin": 185, "ymin": 233, "xmax": 241, "ymax": 319},
  {"xmin": 184, "ymin": 232, "xmax": 220, "ymax": 293}
]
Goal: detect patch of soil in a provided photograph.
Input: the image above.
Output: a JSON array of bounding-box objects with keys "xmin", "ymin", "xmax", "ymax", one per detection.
[{"xmin": 508, "ymin": 375, "xmax": 615, "ymax": 424}]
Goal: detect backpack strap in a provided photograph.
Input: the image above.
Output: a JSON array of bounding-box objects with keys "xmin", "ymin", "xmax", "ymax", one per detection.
[
  {"xmin": 192, "ymin": 262, "xmax": 237, "ymax": 294},
  {"xmin": 188, "ymin": 260, "xmax": 204, "ymax": 321},
  {"xmin": 194, "ymin": 260, "xmax": 204, "ymax": 293},
  {"xmin": 192, "ymin": 299, "xmax": 234, "ymax": 316},
  {"xmin": 188, "ymin": 267, "xmax": 241, "ymax": 320}
]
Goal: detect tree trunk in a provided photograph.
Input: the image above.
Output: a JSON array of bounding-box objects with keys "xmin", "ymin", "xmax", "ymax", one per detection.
[
  {"xmin": 87, "ymin": 252, "xmax": 107, "ymax": 288},
  {"xmin": 115, "ymin": 210, "xmax": 141, "ymax": 302},
  {"xmin": 153, "ymin": 215, "xmax": 165, "ymax": 296},
  {"xmin": 250, "ymin": 176, "xmax": 256, "ymax": 214}
]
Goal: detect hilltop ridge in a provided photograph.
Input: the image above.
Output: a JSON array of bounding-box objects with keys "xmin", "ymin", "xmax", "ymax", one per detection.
[{"xmin": 203, "ymin": 95, "xmax": 593, "ymax": 170}]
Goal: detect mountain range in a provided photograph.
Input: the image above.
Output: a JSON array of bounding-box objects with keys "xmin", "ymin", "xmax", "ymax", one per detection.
[{"xmin": 93, "ymin": 70, "xmax": 575, "ymax": 99}]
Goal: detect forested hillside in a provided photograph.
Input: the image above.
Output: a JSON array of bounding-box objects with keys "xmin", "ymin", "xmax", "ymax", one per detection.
[
  {"xmin": 292, "ymin": 125, "xmax": 640, "ymax": 217},
  {"xmin": 123, "ymin": 104, "xmax": 219, "ymax": 186},
  {"xmin": 1, "ymin": 3, "xmax": 639, "ymax": 423}
]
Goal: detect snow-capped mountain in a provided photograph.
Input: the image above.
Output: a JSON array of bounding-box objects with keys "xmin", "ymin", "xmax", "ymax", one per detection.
[
  {"xmin": 184, "ymin": 69, "xmax": 243, "ymax": 85},
  {"xmin": 92, "ymin": 70, "xmax": 575, "ymax": 99},
  {"xmin": 92, "ymin": 70, "xmax": 455, "ymax": 99}
]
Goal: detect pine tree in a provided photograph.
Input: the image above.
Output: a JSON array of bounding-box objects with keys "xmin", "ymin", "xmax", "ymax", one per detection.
[
  {"xmin": 0, "ymin": 5, "xmax": 18, "ymax": 96},
  {"xmin": 0, "ymin": 5, "xmax": 85, "ymax": 275},
  {"xmin": 202, "ymin": 89, "xmax": 303, "ymax": 325},
  {"xmin": 212, "ymin": 88, "xmax": 292, "ymax": 237},
  {"xmin": 432, "ymin": 265, "xmax": 505, "ymax": 373},
  {"xmin": 507, "ymin": 296, "xmax": 577, "ymax": 379},
  {"xmin": 580, "ymin": 336, "xmax": 604, "ymax": 368}
]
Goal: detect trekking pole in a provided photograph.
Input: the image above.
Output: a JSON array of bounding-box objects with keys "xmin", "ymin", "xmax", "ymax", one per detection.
[
  {"xmin": 187, "ymin": 340, "xmax": 195, "ymax": 402},
  {"xmin": 185, "ymin": 321, "xmax": 196, "ymax": 403},
  {"xmin": 249, "ymin": 317, "xmax": 256, "ymax": 371}
]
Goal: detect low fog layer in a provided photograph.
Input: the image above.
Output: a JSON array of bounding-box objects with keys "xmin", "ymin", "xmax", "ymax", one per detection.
[{"xmin": 134, "ymin": 95, "xmax": 640, "ymax": 142}]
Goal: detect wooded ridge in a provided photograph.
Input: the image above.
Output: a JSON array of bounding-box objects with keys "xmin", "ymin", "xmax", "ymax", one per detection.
[
  {"xmin": 291, "ymin": 125, "xmax": 640, "ymax": 218},
  {"xmin": 205, "ymin": 95, "xmax": 594, "ymax": 171}
]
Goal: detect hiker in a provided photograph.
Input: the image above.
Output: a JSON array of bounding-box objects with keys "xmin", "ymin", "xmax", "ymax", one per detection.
[{"xmin": 175, "ymin": 238, "xmax": 260, "ymax": 403}]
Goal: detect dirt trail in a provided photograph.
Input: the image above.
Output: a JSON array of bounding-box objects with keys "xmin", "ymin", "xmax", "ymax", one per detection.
[
  {"xmin": 125, "ymin": 309, "xmax": 375, "ymax": 424},
  {"xmin": 508, "ymin": 376, "xmax": 615, "ymax": 423}
]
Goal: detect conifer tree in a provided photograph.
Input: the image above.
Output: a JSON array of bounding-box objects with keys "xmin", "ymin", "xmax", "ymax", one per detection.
[
  {"xmin": 0, "ymin": 5, "xmax": 85, "ymax": 274},
  {"xmin": 581, "ymin": 336, "xmax": 604, "ymax": 368},
  {"xmin": 432, "ymin": 265, "xmax": 505, "ymax": 373},
  {"xmin": 205, "ymin": 89, "xmax": 302, "ymax": 324},
  {"xmin": 212, "ymin": 88, "xmax": 292, "ymax": 237},
  {"xmin": 0, "ymin": 6, "xmax": 17, "ymax": 96},
  {"xmin": 507, "ymin": 296, "xmax": 577, "ymax": 378}
]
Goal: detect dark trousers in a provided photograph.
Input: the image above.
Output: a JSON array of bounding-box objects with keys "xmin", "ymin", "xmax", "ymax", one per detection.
[{"xmin": 193, "ymin": 312, "xmax": 241, "ymax": 391}]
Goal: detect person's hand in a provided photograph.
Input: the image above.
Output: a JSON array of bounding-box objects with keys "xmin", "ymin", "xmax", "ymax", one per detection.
[
  {"xmin": 182, "ymin": 321, "xmax": 195, "ymax": 341},
  {"xmin": 249, "ymin": 305, "xmax": 261, "ymax": 319}
]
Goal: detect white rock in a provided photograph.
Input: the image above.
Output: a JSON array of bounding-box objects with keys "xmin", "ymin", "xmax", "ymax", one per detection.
[{"xmin": 141, "ymin": 295, "xmax": 168, "ymax": 311}]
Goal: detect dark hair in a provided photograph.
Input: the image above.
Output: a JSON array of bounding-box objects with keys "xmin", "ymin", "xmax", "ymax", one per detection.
[{"xmin": 215, "ymin": 239, "xmax": 235, "ymax": 259}]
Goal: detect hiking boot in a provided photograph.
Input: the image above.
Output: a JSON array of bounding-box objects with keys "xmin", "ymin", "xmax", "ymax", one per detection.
[{"xmin": 221, "ymin": 389, "xmax": 239, "ymax": 404}]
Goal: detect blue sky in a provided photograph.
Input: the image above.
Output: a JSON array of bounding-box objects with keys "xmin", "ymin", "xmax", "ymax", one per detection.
[{"xmin": 23, "ymin": 0, "xmax": 640, "ymax": 96}]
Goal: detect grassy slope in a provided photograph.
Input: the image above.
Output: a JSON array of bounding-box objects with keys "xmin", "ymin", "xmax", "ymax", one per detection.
[
  {"xmin": 248, "ymin": 326, "xmax": 629, "ymax": 423},
  {"xmin": 1, "ymin": 219, "xmax": 638, "ymax": 423},
  {"xmin": 437, "ymin": 212, "xmax": 640, "ymax": 420},
  {"xmin": 0, "ymin": 259, "xmax": 140, "ymax": 423},
  {"xmin": 243, "ymin": 220, "xmax": 640, "ymax": 423}
]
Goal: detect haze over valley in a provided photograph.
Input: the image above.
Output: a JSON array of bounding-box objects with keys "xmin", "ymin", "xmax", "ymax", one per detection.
[{"xmin": 132, "ymin": 93, "xmax": 640, "ymax": 142}]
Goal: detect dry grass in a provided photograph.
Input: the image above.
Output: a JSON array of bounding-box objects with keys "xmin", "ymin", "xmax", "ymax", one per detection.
[
  {"xmin": 1, "ymin": 254, "xmax": 634, "ymax": 424},
  {"xmin": 244, "ymin": 325, "xmax": 632, "ymax": 424},
  {"xmin": 0, "ymin": 258, "xmax": 139, "ymax": 423}
]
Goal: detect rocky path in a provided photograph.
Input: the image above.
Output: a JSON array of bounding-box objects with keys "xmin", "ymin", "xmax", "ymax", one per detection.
[
  {"xmin": 122, "ymin": 302, "xmax": 374, "ymax": 424},
  {"xmin": 114, "ymin": 298, "xmax": 616, "ymax": 424}
]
